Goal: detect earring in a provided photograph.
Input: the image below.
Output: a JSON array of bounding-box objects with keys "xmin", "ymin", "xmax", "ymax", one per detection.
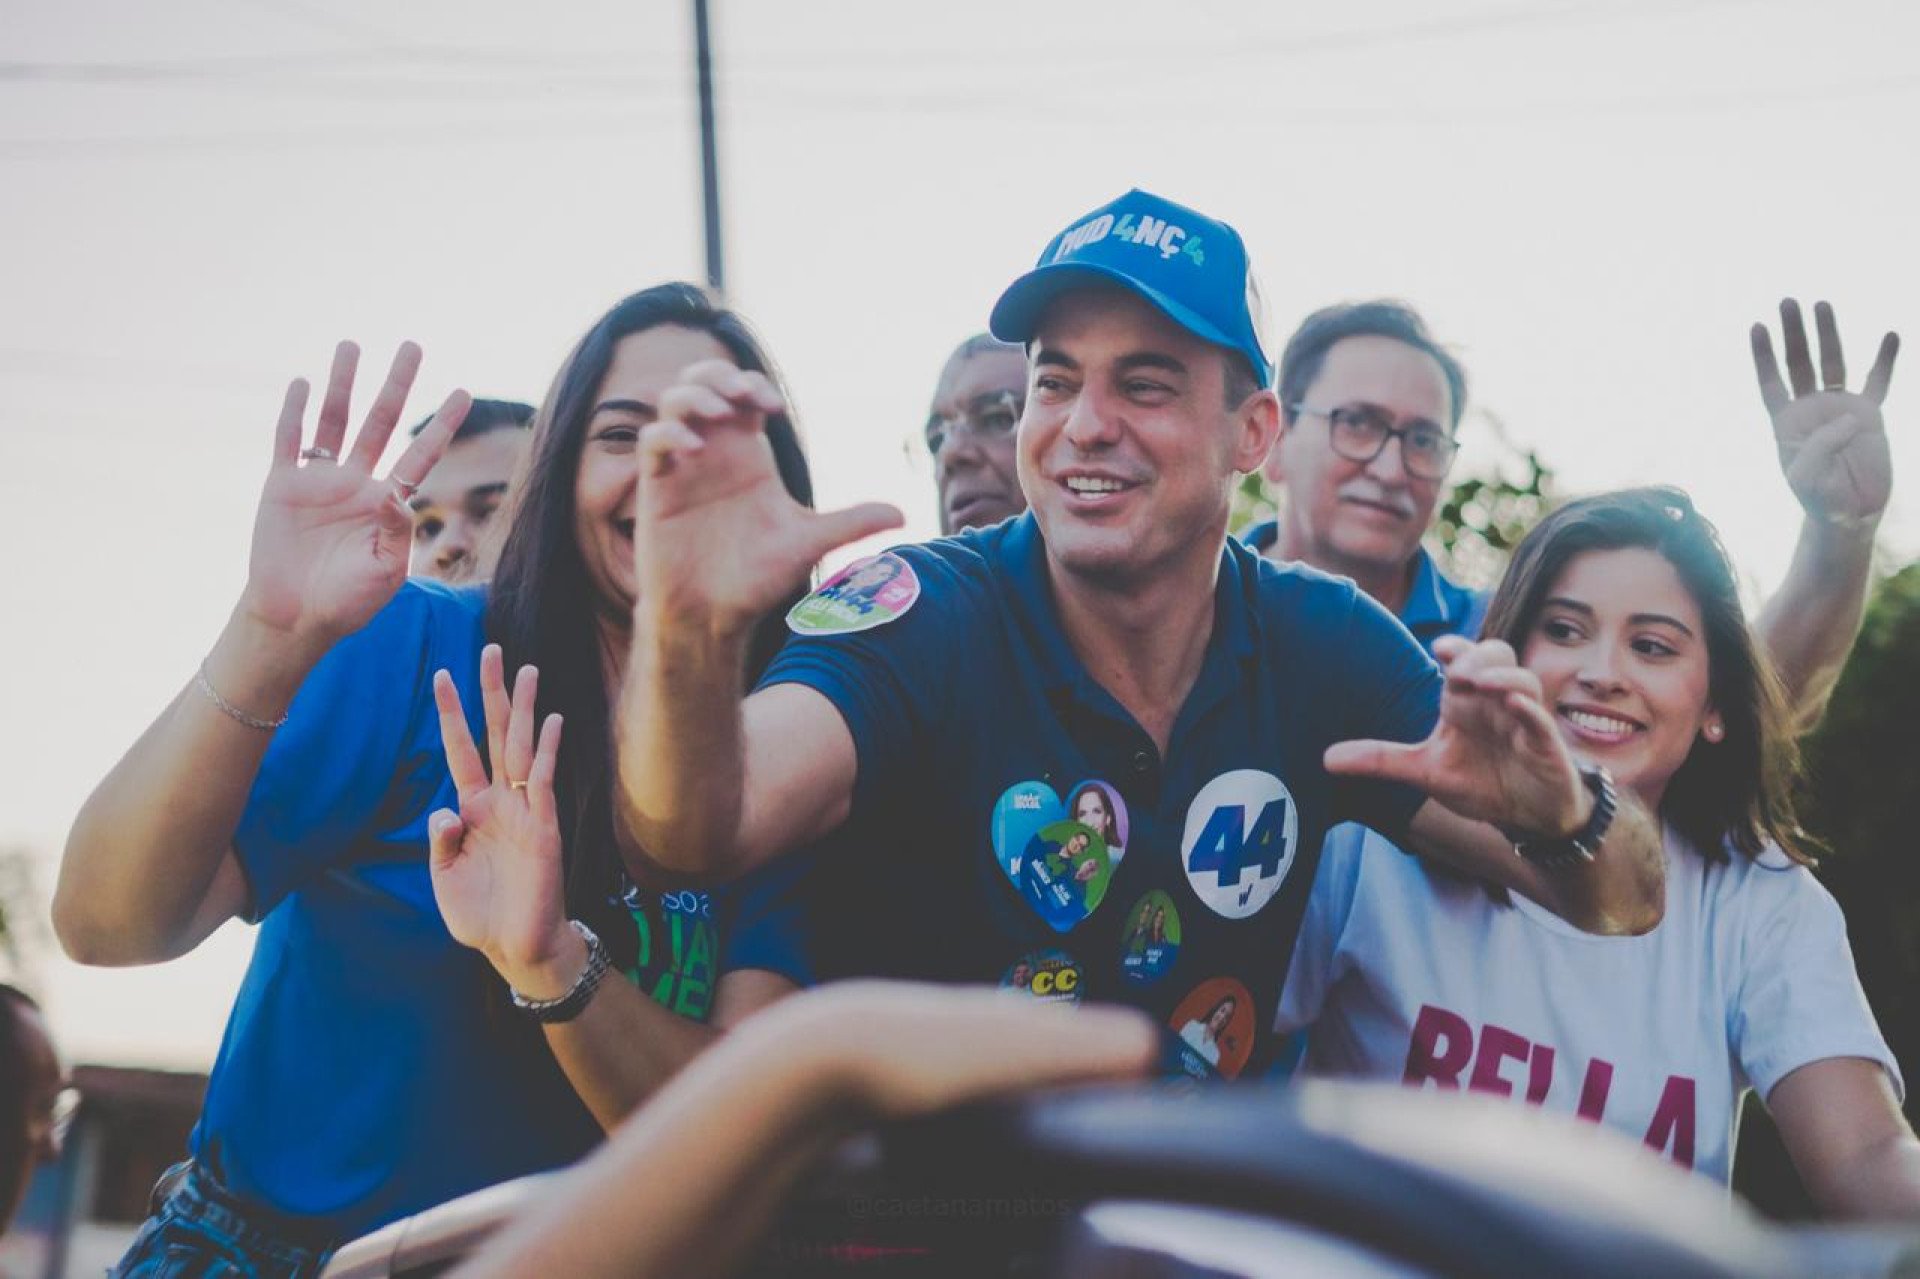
[{"xmin": 1703, "ymin": 722, "xmax": 1724, "ymax": 743}]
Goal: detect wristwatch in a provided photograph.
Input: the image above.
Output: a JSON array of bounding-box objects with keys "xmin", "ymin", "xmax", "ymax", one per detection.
[
  {"xmin": 509, "ymin": 920, "xmax": 612, "ymax": 1024},
  {"xmin": 1506, "ymin": 763, "xmax": 1618, "ymax": 871}
]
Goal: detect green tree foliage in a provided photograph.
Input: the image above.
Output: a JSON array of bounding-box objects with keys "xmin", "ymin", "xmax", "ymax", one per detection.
[
  {"xmin": 1799, "ymin": 562, "xmax": 1920, "ymax": 1088},
  {"xmin": 0, "ymin": 846, "xmax": 40, "ymax": 976},
  {"xmin": 1734, "ymin": 560, "xmax": 1920, "ymax": 1218},
  {"xmin": 1429, "ymin": 442, "xmax": 1555, "ymax": 592}
]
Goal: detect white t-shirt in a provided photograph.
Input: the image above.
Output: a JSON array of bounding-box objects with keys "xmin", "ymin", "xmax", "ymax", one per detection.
[{"xmin": 1275, "ymin": 823, "xmax": 1902, "ymax": 1185}]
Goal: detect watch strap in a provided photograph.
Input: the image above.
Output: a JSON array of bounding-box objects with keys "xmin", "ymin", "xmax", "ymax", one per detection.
[
  {"xmin": 1508, "ymin": 763, "xmax": 1618, "ymax": 871},
  {"xmin": 509, "ymin": 920, "xmax": 611, "ymax": 1024}
]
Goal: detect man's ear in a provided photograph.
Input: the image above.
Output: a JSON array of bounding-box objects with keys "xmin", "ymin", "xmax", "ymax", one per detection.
[{"xmin": 1233, "ymin": 389, "xmax": 1282, "ymax": 476}]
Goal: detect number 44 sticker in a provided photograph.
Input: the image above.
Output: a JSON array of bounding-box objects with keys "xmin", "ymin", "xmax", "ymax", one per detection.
[{"xmin": 1181, "ymin": 769, "xmax": 1299, "ymax": 919}]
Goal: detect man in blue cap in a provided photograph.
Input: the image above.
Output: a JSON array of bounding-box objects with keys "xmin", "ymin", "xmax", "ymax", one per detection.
[{"xmin": 611, "ymin": 189, "xmax": 1665, "ymax": 1077}]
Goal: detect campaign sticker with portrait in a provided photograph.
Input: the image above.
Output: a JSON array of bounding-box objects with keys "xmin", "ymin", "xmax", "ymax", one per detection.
[
  {"xmin": 1167, "ymin": 976, "xmax": 1255, "ymax": 1081},
  {"xmin": 786, "ymin": 552, "xmax": 921, "ymax": 636},
  {"xmin": 1063, "ymin": 780, "xmax": 1128, "ymax": 868},
  {"xmin": 1000, "ymin": 948, "xmax": 1083, "ymax": 1004},
  {"xmin": 1118, "ymin": 890, "xmax": 1181, "ymax": 986},
  {"xmin": 1017, "ymin": 820, "xmax": 1115, "ymax": 933}
]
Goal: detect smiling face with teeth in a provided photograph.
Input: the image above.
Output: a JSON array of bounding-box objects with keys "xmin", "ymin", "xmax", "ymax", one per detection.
[
  {"xmin": 1520, "ymin": 547, "xmax": 1720, "ymax": 813},
  {"xmin": 1019, "ymin": 284, "xmax": 1277, "ymax": 589}
]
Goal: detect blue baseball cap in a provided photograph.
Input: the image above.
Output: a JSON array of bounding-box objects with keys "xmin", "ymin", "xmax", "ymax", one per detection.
[{"xmin": 989, "ymin": 188, "xmax": 1274, "ymax": 389}]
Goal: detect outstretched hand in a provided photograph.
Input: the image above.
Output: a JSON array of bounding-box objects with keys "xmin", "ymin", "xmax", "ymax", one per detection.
[
  {"xmin": 428, "ymin": 645, "xmax": 579, "ymax": 997},
  {"xmin": 1752, "ymin": 299, "xmax": 1900, "ymax": 529},
  {"xmin": 1325, "ymin": 636, "xmax": 1585, "ymax": 838},
  {"xmin": 760, "ymin": 983, "xmax": 1159, "ymax": 1120},
  {"xmin": 244, "ymin": 341, "xmax": 470, "ymax": 647},
  {"xmin": 635, "ymin": 360, "xmax": 903, "ymax": 636}
]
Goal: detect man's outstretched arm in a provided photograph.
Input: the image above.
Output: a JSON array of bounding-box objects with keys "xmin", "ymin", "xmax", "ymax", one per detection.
[
  {"xmin": 1330, "ymin": 636, "xmax": 1665, "ymax": 936},
  {"xmin": 615, "ymin": 361, "xmax": 900, "ymax": 881}
]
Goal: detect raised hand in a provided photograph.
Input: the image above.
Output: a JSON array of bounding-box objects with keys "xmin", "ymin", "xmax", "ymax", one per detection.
[
  {"xmin": 242, "ymin": 341, "xmax": 470, "ymax": 647},
  {"xmin": 635, "ymin": 360, "xmax": 902, "ymax": 636},
  {"xmin": 1752, "ymin": 299, "xmax": 1900, "ymax": 528},
  {"xmin": 1324, "ymin": 636, "xmax": 1585, "ymax": 837},
  {"xmin": 427, "ymin": 645, "xmax": 578, "ymax": 997}
]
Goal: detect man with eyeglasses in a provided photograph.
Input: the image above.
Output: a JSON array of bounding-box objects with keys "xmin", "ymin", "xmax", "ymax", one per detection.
[
  {"xmin": 924, "ymin": 334, "xmax": 1028, "ymax": 534},
  {"xmin": 1249, "ymin": 301, "xmax": 1483, "ymax": 651},
  {"xmin": 1251, "ymin": 298, "xmax": 1898, "ymax": 725}
]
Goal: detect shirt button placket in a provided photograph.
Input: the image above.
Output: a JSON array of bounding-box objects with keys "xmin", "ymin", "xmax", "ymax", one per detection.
[{"xmin": 1129, "ymin": 743, "xmax": 1161, "ymax": 807}]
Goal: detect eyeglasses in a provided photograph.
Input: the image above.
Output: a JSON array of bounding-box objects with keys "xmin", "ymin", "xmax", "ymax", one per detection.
[
  {"xmin": 1291, "ymin": 401, "xmax": 1459, "ymax": 481},
  {"xmin": 924, "ymin": 389, "xmax": 1022, "ymax": 456}
]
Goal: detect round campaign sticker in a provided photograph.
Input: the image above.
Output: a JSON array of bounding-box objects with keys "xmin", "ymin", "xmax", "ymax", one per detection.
[
  {"xmin": 1180, "ymin": 769, "xmax": 1299, "ymax": 920},
  {"xmin": 1167, "ymin": 976, "xmax": 1256, "ymax": 1081},
  {"xmin": 1018, "ymin": 820, "xmax": 1114, "ymax": 934},
  {"xmin": 1118, "ymin": 890, "xmax": 1181, "ymax": 986},
  {"xmin": 1001, "ymin": 948, "xmax": 1083, "ymax": 1004},
  {"xmin": 786, "ymin": 552, "xmax": 920, "ymax": 636}
]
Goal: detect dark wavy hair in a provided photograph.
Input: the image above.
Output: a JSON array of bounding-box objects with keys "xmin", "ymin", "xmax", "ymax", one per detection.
[
  {"xmin": 486, "ymin": 283, "xmax": 814, "ymax": 914},
  {"xmin": 1479, "ymin": 487, "xmax": 1808, "ymax": 864},
  {"xmin": 1, "ymin": 984, "xmax": 46, "ymax": 1229}
]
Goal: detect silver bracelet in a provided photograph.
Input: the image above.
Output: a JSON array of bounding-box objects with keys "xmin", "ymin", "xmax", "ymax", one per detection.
[
  {"xmin": 509, "ymin": 920, "xmax": 612, "ymax": 1024},
  {"xmin": 194, "ymin": 661, "xmax": 288, "ymax": 731}
]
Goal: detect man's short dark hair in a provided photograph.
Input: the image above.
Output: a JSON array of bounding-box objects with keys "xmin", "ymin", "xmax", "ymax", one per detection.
[
  {"xmin": 1277, "ymin": 301, "xmax": 1467, "ymax": 431},
  {"xmin": 1222, "ymin": 356, "xmax": 1260, "ymax": 411},
  {"xmin": 408, "ymin": 397, "xmax": 536, "ymax": 442}
]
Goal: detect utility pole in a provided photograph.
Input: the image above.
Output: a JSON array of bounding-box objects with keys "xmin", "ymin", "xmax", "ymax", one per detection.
[{"xmin": 693, "ymin": 0, "xmax": 725, "ymax": 294}]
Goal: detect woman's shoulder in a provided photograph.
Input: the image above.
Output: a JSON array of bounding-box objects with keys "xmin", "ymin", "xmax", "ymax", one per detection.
[
  {"xmin": 359, "ymin": 578, "xmax": 488, "ymax": 646},
  {"xmin": 1680, "ymin": 830, "xmax": 1834, "ymax": 930},
  {"xmin": 312, "ymin": 579, "xmax": 489, "ymax": 698}
]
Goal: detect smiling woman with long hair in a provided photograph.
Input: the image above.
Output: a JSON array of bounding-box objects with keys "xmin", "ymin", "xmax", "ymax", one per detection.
[
  {"xmin": 56, "ymin": 283, "xmax": 822, "ymax": 1277},
  {"xmin": 1277, "ymin": 487, "xmax": 1920, "ymax": 1218}
]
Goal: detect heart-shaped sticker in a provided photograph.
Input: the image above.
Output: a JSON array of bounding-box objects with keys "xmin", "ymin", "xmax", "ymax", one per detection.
[
  {"xmin": 989, "ymin": 779, "xmax": 1130, "ymax": 933},
  {"xmin": 991, "ymin": 780, "xmax": 1130, "ymax": 874},
  {"xmin": 1019, "ymin": 821, "xmax": 1114, "ymax": 933}
]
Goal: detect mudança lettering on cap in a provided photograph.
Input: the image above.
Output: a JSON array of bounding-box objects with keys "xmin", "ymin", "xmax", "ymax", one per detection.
[{"xmin": 1052, "ymin": 212, "xmax": 1204, "ymax": 264}]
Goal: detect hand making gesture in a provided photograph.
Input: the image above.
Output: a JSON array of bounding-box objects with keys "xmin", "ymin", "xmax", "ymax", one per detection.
[
  {"xmin": 243, "ymin": 340, "xmax": 470, "ymax": 649},
  {"xmin": 635, "ymin": 360, "xmax": 902, "ymax": 635},
  {"xmin": 428, "ymin": 645, "xmax": 577, "ymax": 997},
  {"xmin": 1325, "ymin": 635, "xmax": 1587, "ymax": 838},
  {"xmin": 1752, "ymin": 299, "xmax": 1900, "ymax": 529}
]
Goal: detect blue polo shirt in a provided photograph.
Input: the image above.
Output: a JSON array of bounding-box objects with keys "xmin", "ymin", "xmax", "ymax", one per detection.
[
  {"xmin": 758, "ymin": 514, "xmax": 1442, "ymax": 1079},
  {"xmin": 1241, "ymin": 520, "xmax": 1487, "ymax": 651},
  {"xmin": 199, "ymin": 579, "xmax": 804, "ymax": 1241}
]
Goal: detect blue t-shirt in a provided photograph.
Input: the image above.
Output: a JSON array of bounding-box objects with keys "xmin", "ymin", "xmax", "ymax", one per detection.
[
  {"xmin": 758, "ymin": 514, "xmax": 1442, "ymax": 1079},
  {"xmin": 1240, "ymin": 522, "xmax": 1487, "ymax": 652},
  {"xmin": 198, "ymin": 579, "xmax": 803, "ymax": 1239}
]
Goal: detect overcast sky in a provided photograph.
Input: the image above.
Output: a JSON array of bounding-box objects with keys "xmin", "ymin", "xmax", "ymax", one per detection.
[{"xmin": 2, "ymin": 0, "xmax": 1915, "ymax": 1067}]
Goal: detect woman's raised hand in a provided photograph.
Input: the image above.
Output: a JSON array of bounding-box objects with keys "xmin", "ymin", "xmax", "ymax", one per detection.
[
  {"xmin": 1752, "ymin": 299, "xmax": 1900, "ymax": 529},
  {"xmin": 428, "ymin": 645, "xmax": 580, "ymax": 997},
  {"xmin": 243, "ymin": 341, "xmax": 470, "ymax": 649},
  {"xmin": 635, "ymin": 360, "xmax": 903, "ymax": 637}
]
